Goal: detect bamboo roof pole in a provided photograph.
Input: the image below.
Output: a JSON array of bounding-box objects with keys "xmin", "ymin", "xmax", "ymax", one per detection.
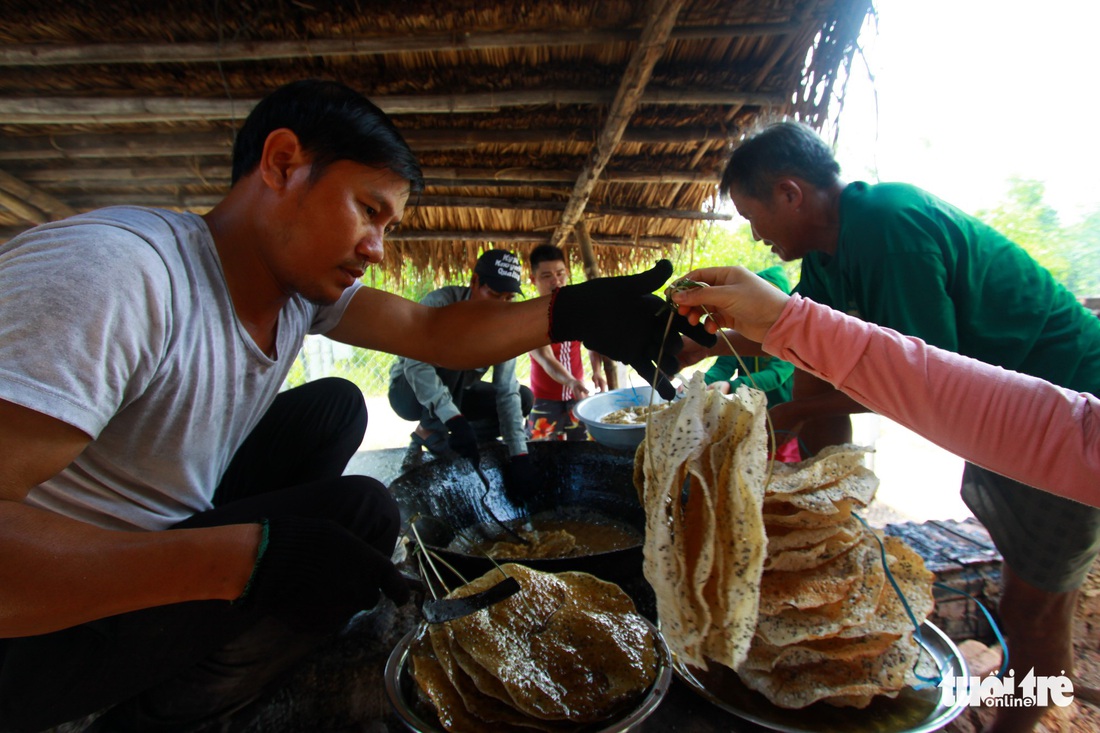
[
  {"xmin": 36, "ymin": 190, "xmax": 729, "ymax": 222},
  {"xmin": 388, "ymin": 230, "xmax": 675, "ymax": 246},
  {"xmin": 0, "ymin": 88, "xmax": 785, "ymax": 125},
  {"xmin": 0, "ymin": 189, "xmax": 46, "ymax": 224},
  {"xmin": 0, "ymin": 127, "xmax": 730, "ymax": 162},
  {"xmin": 17, "ymin": 166, "xmax": 719, "ymax": 187},
  {"xmin": 0, "ymin": 168, "xmax": 75, "ymax": 223},
  {"xmin": 547, "ymin": 0, "xmax": 687, "ymax": 251},
  {"xmin": 0, "ymin": 22, "xmax": 801, "ymax": 67}
]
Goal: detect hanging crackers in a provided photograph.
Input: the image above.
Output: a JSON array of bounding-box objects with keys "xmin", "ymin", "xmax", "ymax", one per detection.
[
  {"xmin": 635, "ymin": 374, "xmax": 769, "ymax": 671},
  {"xmin": 636, "ymin": 374, "xmax": 936, "ymax": 709}
]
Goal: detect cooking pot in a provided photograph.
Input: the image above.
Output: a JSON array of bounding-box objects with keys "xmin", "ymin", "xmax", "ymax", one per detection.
[{"xmin": 389, "ymin": 441, "xmax": 645, "ymax": 588}]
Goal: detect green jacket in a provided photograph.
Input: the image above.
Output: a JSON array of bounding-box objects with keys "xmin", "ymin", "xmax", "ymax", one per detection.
[{"xmin": 797, "ymin": 182, "xmax": 1100, "ymax": 392}]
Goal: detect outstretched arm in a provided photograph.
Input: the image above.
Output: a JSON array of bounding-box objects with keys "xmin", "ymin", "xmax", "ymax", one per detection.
[
  {"xmin": 531, "ymin": 345, "xmax": 589, "ymax": 398},
  {"xmin": 587, "ymin": 351, "xmax": 608, "ymax": 392},
  {"xmin": 764, "ymin": 297, "xmax": 1099, "ymax": 503},
  {"xmin": 0, "ymin": 399, "xmax": 258, "ymax": 637},
  {"xmin": 329, "ymin": 287, "xmax": 549, "ymax": 369},
  {"xmin": 671, "ymin": 267, "xmax": 1100, "ymax": 505},
  {"xmin": 330, "ymin": 260, "xmax": 715, "ymax": 400}
]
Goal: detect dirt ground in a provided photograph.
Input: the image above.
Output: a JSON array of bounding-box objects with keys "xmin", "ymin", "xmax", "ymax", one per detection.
[{"xmin": 943, "ymin": 558, "xmax": 1100, "ymax": 733}]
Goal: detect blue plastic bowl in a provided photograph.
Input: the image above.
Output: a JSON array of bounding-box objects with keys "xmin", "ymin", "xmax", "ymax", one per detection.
[{"xmin": 574, "ymin": 386, "xmax": 668, "ymax": 451}]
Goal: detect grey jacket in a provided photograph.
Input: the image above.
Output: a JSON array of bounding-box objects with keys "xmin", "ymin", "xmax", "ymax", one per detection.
[{"xmin": 388, "ymin": 285, "xmax": 527, "ymax": 456}]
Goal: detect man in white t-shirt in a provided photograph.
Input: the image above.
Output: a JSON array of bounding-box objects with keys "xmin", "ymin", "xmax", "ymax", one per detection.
[{"xmin": 0, "ymin": 80, "xmax": 713, "ymax": 730}]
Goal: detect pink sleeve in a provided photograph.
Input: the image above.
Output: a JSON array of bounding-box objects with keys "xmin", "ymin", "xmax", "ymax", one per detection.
[{"xmin": 762, "ymin": 295, "xmax": 1100, "ymax": 506}]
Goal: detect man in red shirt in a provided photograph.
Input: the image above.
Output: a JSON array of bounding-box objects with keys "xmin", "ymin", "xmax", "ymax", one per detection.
[{"xmin": 525, "ymin": 245, "xmax": 608, "ymax": 440}]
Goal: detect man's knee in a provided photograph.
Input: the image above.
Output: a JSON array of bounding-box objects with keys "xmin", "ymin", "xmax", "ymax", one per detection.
[
  {"xmin": 325, "ymin": 475, "xmax": 401, "ymax": 551},
  {"xmin": 999, "ymin": 564, "xmax": 1079, "ymax": 633},
  {"xmin": 387, "ymin": 375, "xmax": 427, "ymax": 422},
  {"xmin": 314, "ymin": 377, "xmax": 368, "ymax": 434}
]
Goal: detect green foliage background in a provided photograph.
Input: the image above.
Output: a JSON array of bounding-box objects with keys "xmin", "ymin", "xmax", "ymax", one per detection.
[
  {"xmin": 975, "ymin": 178, "xmax": 1100, "ymax": 297},
  {"xmin": 673, "ymin": 218, "xmax": 801, "ymax": 291}
]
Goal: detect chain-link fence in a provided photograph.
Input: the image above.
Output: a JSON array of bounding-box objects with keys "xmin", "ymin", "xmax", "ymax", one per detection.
[{"xmin": 283, "ymin": 335, "xmax": 533, "ymax": 398}]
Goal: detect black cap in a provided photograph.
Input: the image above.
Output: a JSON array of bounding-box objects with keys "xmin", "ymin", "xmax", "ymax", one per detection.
[{"xmin": 474, "ymin": 249, "xmax": 524, "ymax": 294}]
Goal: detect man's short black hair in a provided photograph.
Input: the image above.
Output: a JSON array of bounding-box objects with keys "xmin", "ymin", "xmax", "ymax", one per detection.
[
  {"xmin": 529, "ymin": 244, "xmax": 567, "ymax": 269},
  {"xmin": 720, "ymin": 121, "xmax": 841, "ymax": 200},
  {"xmin": 231, "ymin": 79, "xmax": 424, "ymax": 193}
]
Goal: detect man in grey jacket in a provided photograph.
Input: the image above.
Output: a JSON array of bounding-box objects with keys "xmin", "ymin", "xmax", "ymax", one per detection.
[{"xmin": 388, "ymin": 249, "xmax": 535, "ymax": 487}]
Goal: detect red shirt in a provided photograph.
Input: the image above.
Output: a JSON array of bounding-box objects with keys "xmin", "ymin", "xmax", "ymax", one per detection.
[{"xmin": 531, "ymin": 341, "xmax": 583, "ymax": 400}]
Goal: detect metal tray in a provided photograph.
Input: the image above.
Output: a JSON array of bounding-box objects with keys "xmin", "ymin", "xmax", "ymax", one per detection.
[
  {"xmin": 672, "ymin": 621, "xmax": 968, "ymax": 733},
  {"xmin": 386, "ymin": 617, "xmax": 673, "ymax": 733}
]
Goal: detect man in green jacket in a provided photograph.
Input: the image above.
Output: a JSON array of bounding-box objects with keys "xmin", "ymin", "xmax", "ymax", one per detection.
[{"xmin": 697, "ymin": 121, "xmax": 1100, "ymax": 733}]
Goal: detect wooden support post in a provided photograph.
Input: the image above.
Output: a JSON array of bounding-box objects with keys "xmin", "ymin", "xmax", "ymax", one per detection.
[{"xmin": 573, "ymin": 219, "xmax": 620, "ymax": 390}]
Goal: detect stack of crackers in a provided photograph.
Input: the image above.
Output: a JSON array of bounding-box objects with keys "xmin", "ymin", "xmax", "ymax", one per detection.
[
  {"xmin": 409, "ymin": 563, "xmax": 658, "ymax": 730},
  {"xmin": 637, "ymin": 376, "xmax": 936, "ymax": 710},
  {"xmin": 744, "ymin": 446, "xmax": 936, "ymax": 708}
]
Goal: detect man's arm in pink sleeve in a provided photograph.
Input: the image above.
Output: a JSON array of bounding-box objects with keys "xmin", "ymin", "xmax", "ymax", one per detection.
[{"xmin": 763, "ymin": 295, "xmax": 1100, "ymax": 507}]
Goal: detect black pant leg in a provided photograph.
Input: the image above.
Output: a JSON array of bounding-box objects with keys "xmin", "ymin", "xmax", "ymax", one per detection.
[
  {"xmin": 387, "ymin": 369, "xmax": 471, "ymax": 435},
  {"xmin": 214, "ymin": 377, "xmax": 367, "ymax": 505},
  {"xmin": 0, "ymin": 481, "xmax": 398, "ymax": 731},
  {"xmin": 387, "ymin": 373, "xmax": 430, "ymax": 423},
  {"xmin": 99, "ymin": 476, "xmax": 402, "ymax": 733},
  {"xmin": 462, "ymin": 383, "xmax": 534, "ymax": 443}
]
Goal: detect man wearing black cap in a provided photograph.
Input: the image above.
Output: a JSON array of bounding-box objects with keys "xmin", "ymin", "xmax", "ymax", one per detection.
[{"xmin": 388, "ymin": 249, "xmax": 536, "ymax": 486}]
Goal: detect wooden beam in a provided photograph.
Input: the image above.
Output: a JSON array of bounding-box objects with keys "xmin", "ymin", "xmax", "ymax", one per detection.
[
  {"xmin": 548, "ymin": 0, "xmax": 687, "ymax": 250},
  {"xmin": 59, "ymin": 193, "xmax": 223, "ymax": 210},
  {"xmin": 387, "ymin": 230, "xmax": 676, "ymax": 248},
  {"xmin": 0, "ymin": 132, "xmax": 235, "ymax": 161},
  {"xmin": 0, "ymin": 22, "xmax": 801, "ymax": 67},
  {"xmin": 47, "ymin": 191, "xmax": 728, "ymax": 222},
  {"xmin": 0, "ymin": 189, "xmax": 46, "ymax": 224},
  {"xmin": 19, "ymin": 165, "xmax": 718, "ymax": 187},
  {"xmin": 415, "ymin": 194, "xmax": 730, "ymax": 221},
  {"xmin": 0, "ymin": 224, "xmax": 677, "ymax": 248},
  {"xmin": 21, "ymin": 165, "xmax": 233, "ymax": 185},
  {"xmin": 422, "ymin": 167, "xmax": 717, "ymax": 185},
  {"xmin": 409, "ymin": 126, "xmax": 731, "ymax": 147},
  {"xmin": 0, "ymin": 87, "xmax": 786, "ymax": 125},
  {"xmin": 0, "ymin": 125, "xmax": 730, "ymax": 162},
  {"xmin": 0, "ymin": 168, "xmax": 76, "ymax": 222}
]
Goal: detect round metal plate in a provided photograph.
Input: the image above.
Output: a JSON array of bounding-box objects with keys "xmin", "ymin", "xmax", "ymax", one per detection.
[
  {"xmin": 386, "ymin": 617, "xmax": 673, "ymax": 733},
  {"xmin": 671, "ymin": 621, "xmax": 969, "ymax": 733}
]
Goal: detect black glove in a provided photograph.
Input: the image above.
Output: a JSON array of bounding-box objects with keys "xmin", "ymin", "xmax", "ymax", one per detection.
[
  {"xmin": 549, "ymin": 260, "xmax": 717, "ymax": 399},
  {"xmin": 503, "ymin": 453, "xmax": 541, "ymax": 508},
  {"xmin": 238, "ymin": 516, "xmax": 409, "ymax": 628},
  {"xmin": 445, "ymin": 415, "xmax": 480, "ymax": 463}
]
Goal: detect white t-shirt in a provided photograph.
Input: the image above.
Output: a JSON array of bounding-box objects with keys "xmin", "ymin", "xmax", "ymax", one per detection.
[{"xmin": 0, "ymin": 207, "xmax": 359, "ymax": 530}]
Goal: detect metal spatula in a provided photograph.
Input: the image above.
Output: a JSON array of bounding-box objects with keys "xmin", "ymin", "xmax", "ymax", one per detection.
[{"xmin": 421, "ymin": 575, "xmax": 521, "ymax": 624}]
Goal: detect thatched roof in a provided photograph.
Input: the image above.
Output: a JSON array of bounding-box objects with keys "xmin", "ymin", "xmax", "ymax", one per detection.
[{"xmin": 0, "ymin": 0, "xmax": 871, "ymax": 278}]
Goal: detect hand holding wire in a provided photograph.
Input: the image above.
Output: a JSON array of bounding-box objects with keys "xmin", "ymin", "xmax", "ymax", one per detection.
[{"xmin": 669, "ymin": 266, "xmax": 791, "ymax": 343}]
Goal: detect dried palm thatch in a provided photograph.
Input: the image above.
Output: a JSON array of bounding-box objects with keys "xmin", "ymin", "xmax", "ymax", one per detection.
[{"xmin": 0, "ymin": 0, "xmax": 872, "ymax": 279}]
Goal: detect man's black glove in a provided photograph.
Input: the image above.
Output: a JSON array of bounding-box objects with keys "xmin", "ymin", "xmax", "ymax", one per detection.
[
  {"xmin": 503, "ymin": 453, "xmax": 541, "ymax": 508},
  {"xmin": 549, "ymin": 259, "xmax": 716, "ymax": 399},
  {"xmin": 237, "ymin": 516, "xmax": 409, "ymax": 629},
  {"xmin": 445, "ymin": 415, "xmax": 480, "ymax": 464}
]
